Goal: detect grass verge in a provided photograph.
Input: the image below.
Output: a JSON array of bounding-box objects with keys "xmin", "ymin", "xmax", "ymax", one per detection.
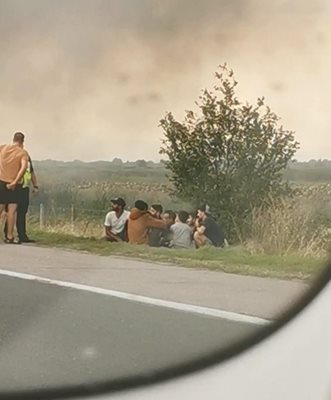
[{"xmin": 29, "ymin": 229, "xmax": 328, "ymax": 281}]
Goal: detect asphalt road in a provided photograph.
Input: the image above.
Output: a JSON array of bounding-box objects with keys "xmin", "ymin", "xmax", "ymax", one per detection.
[
  {"xmin": 0, "ymin": 244, "xmax": 310, "ymax": 396},
  {"xmin": 0, "ymin": 245, "xmax": 309, "ymax": 319},
  {"xmin": 0, "ymin": 275, "xmax": 258, "ymax": 393}
]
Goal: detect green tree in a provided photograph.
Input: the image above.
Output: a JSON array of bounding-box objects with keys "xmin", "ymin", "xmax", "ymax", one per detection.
[
  {"xmin": 159, "ymin": 64, "xmax": 300, "ymax": 239},
  {"xmin": 135, "ymin": 159, "xmax": 147, "ymax": 168}
]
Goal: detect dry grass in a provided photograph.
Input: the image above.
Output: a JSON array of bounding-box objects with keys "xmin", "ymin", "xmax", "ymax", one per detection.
[
  {"xmin": 246, "ymin": 195, "xmax": 330, "ymax": 258},
  {"xmin": 29, "ymin": 182, "xmax": 331, "ymax": 259}
]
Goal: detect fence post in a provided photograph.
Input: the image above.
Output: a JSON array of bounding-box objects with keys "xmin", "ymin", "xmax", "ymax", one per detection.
[
  {"xmin": 39, "ymin": 203, "xmax": 45, "ymax": 230},
  {"xmin": 71, "ymin": 204, "xmax": 75, "ymax": 233}
]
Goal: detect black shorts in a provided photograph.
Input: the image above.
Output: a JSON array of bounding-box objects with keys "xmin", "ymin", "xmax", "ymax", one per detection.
[{"xmin": 0, "ymin": 181, "xmax": 22, "ymax": 205}]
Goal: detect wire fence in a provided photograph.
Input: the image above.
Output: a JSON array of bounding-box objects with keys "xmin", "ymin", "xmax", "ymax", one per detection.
[{"xmin": 28, "ymin": 204, "xmax": 107, "ymax": 238}]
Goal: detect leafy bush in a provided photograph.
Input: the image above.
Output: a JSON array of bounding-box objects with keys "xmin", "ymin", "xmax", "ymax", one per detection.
[{"xmin": 160, "ymin": 64, "xmax": 299, "ymax": 239}]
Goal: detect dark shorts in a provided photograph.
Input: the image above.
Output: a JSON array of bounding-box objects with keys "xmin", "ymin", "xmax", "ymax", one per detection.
[
  {"xmin": 0, "ymin": 181, "xmax": 22, "ymax": 205},
  {"xmin": 105, "ymin": 228, "xmax": 128, "ymax": 242}
]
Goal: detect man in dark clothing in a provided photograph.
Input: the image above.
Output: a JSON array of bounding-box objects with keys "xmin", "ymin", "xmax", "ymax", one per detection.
[
  {"xmin": 17, "ymin": 156, "xmax": 38, "ymax": 242},
  {"xmin": 160, "ymin": 210, "xmax": 176, "ymax": 247},
  {"xmin": 194, "ymin": 204, "xmax": 225, "ymax": 248},
  {"xmin": 148, "ymin": 204, "xmax": 163, "ymax": 247},
  {"xmin": 4, "ymin": 155, "xmax": 38, "ymax": 243}
]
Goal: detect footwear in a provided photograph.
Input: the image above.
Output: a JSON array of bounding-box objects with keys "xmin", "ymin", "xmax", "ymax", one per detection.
[
  {"xmin": 4, "ymin": 237, "xmax": 21, "ymax": 244},
  {"xmin": 20, "ymin": 238, "xmax": 36, "ymax": 243}
]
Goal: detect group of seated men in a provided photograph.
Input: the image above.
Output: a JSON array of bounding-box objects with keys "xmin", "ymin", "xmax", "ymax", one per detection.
[{"xmin": 104, "ymin": 197, "xmax": 225, "ymax": 249}]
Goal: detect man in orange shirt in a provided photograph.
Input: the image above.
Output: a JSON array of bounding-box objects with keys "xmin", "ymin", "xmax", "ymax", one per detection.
[
  {"xmin": 128, "ymin": 200, "xmax": 166, "ymax": 245},
  {"xmin": 0, "ymin": 132, "xmax": 29, "ymax": 243}
]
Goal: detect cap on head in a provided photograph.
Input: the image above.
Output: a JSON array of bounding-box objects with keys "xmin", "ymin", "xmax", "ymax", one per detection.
[
  {"xmin": 198, "ymin": 203, "xmax": 211, "ymax": 214},
  {"xmin": 111, "ymin": 197, "xmax": 126, "ymax": 207},
  {"xmin": 13, "ymin": 132, "xmax": 25, "ymax": 144},
  {"xmin": 135, "ymin": 200, "xmax": 148, "ymax": 211}
]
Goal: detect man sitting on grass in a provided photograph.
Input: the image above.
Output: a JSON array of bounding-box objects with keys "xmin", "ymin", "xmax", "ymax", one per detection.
[
  {"xmin": 148, "ymin": 204, "xmax": 164, "ymax": 247},
  {"xmin": 128, "ymin": 200, "xmax": 166, "ymax": 245},
  {"xmin": 169, "ymin": 210, "xmax": 194, "ymax": 249},
  {"xmin": 194, "ymin": 204, "xmax": 225, "ymax": 248},
  {"xmin": 160, "ymin": 209, "xmax": 176, "ymax": 247},
  {"xmin": 104, "ymin": 197, "xmax": 130, "ymax": 242}
]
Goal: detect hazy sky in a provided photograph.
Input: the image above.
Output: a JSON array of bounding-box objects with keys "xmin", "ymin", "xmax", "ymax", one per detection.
[{"xmin": 0, "ymin": 0, "xmax": 330, "ymax": 161}]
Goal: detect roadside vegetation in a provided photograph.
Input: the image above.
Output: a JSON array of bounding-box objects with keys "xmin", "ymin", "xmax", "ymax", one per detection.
[
  {"xmin": 29, "ymin": 229, "xmax": 326, "ymax": 281},
  {"xmin": 27, "ymin": 65, "xmax": 331, "ymax": 281}
]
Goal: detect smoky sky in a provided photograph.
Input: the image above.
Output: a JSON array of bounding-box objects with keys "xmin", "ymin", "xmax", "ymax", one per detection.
[{"xmin": 0, "ymin": 0, "xmax": 330, "ymax": 161}]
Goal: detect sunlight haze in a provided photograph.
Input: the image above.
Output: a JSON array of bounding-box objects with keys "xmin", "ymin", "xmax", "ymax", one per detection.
[{"xmin": 0, "ymin": 0, "xmax": 330, "ymax": 161}]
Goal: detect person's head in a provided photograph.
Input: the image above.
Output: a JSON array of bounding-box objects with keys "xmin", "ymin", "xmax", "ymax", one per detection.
[
  {"xmin": 187, "ymin": 211, "xmax": 197, "ymax": 227},
  {"xmin": 111, "ymin": 197, "xmax": 126, "ymax": 212},
  {"xmin": 150, "ymin": 204, "xmax": 163, "ymax": 218},
  {"xmin": 197, "ymin": 204, "xmax": 210, "ymax": 221},
  {"xmin": 134, "ymin": 200, "xmax": 148, "ymax": 212},
  {"xmin": 13, "ymin": 132, "xmax": 25, "ymax": 146},
  {"xmin": 177, "ymin": 210, "xmax": 189, "ymax": 224},
  {"xmin": 163, "ymin": 210, "xmax": 176, "ymax": 226}
]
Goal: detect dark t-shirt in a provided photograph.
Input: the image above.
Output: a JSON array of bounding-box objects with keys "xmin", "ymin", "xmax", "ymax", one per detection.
[
  {"xmin": 149, "ymin": 227, "xmax": 163, "ymax": 247},
  {"xmin": 202, "ymin": 216, "xmax": 224, "ymax": 247}
]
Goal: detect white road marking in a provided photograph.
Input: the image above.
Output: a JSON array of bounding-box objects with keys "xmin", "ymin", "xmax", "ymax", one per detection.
[{"xmin": 0, "ymin": 268, "xmax": 271, "ymax": 326}]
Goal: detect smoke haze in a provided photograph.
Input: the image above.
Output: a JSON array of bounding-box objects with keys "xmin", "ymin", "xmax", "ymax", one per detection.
[{"xmin": 0, "ymin": 0, "xmax": 330, "ymax": 161}]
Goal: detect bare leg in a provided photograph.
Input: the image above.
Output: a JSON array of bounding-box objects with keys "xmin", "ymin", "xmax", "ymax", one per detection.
[
  {"xmin": 6, "ymin": 203, "xmax": 18, "ymax": 240},
  {"xmin": 194, "ymin": 231, "xmax": 208, "ymax": 248},
  {"xmin": 0, "ymin": 204, "xmax": 5, "ymax": 222}
]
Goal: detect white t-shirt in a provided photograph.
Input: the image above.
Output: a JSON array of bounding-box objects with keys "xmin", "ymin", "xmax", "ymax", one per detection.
[{"xmin": 104, "ymin": 210, "xmax": 130, "ymax": 234}]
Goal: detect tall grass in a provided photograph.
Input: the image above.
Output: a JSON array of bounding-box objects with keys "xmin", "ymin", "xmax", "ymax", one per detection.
[
  {"xmin": 246, "ymin": 195, "xmax": 330, "ymax": 258},
  {"xmin": 29, "ymin": 180, "xmax": 331, "ymax": 259}
]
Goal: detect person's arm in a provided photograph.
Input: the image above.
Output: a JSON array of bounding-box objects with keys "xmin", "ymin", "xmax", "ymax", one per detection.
[
  {"xmin": 147, "ymin": 215, "xmax": 167, "ymax": 229},
  {"xmin": 195, "ymin": 218, "xmax": 206, "ymax": 235},
  {"xmin": 104, "ymin": 212, "xmax": 122, "ymax": 242},
  {"xmin": 196, "ymin": 225, "xmax": 206, "ymax": 235},
  {"xmin": 105, "ymin": 226, "xmax": 121, "ymax": 241},
  {"xmin": 6, "ymin": 154, "xmax": 28, "ymax": 189},
  {"xmin": 31, "ymin": 172, "xmax": 39, "ymax": 193},
  {"xmin": 29, "ymin": 158, "xmax": 39, "ymax": 191}
]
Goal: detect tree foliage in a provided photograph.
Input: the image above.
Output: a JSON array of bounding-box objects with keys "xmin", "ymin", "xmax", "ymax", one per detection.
[{"xmin": 159, "ymin": 64, "xmax": 300, "ymax": 238}]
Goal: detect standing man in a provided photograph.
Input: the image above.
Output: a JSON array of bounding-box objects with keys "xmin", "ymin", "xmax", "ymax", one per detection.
[
  {"xmin": 0, "ymin": 132, "xmax": 28, "ymax": 244},
  {"xmin": 3, "ymin": 142, "xmax": 38, "ymax": 243},
  {"xmin": 16, "ymin": 155, "xmax": 39, "ymax": 242}
]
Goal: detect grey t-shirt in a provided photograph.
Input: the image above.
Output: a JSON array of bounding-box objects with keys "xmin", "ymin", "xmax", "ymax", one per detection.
[{"xmin": 170, "ymin": 222, "xmax": 193, "ymax": 249}]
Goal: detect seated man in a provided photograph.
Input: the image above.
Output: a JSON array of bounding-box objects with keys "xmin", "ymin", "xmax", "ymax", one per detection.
[
  {"xmin": 104, "ymin": 197, "xmax": 130, "ymax": 242},
  {"xmin": 148, "ymin": 204, "xmax": 164, "ymax": 247},
  {"xmin": 128, "ymin": 200, "xmax": 166, "ymax": 245},
  {"xmin": 160, "ymin": 210, "xmax": 176, "ymax": 247},
  {"xmin": 170, "ymin": 210, "xmax": 194, "ymax": 249},
  {"xmin": 187, "ymin": 210, "xmax": 197, "ymax": 236},
  {"xmin": 194, "ymin": 204, "xmax": 225, "ymax": 248}
]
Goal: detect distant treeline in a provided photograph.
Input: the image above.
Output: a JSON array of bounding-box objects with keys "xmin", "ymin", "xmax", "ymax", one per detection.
[
  {"xmin": 33, "ymin": 159, "xmax": 168, "ymax": 185},
  {"xmin": 27, "ymin": 158, "xmax": 331, "ymax": 218},
  {"xmin": 284, "ymin": 160, "xmax": 331, "ymax": 183},
  {"xmin": 33, "ymin": 159, "xmax": 331, "ymax": 185}
]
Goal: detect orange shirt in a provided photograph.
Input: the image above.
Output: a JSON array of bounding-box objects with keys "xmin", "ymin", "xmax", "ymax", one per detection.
[
  {"xmin": 0, "ymin": 144, "xmax": 28, "ymax": 183},
  {"xmin": 128, "ymin": 208, "xmax": 166, "ymax": 244}
]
